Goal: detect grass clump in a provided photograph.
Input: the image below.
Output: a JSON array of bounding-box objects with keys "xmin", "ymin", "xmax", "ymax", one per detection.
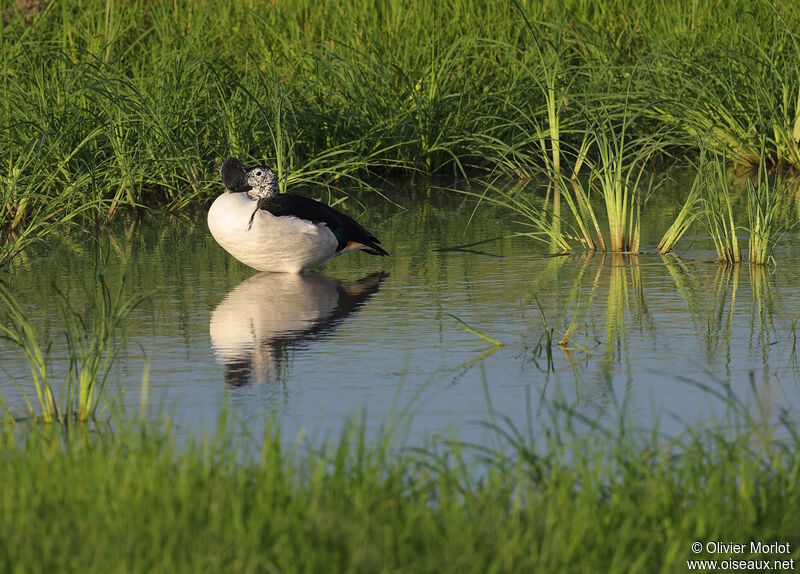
[
  {"xmin": 703, "ymin": 157, "xmax": 741, "ymax": 264},
  {"xmin": 659, "ymin": 150, "xmax": 794, "ymax": 266},
  {"xmin": 0, "ymin": 387, "xmax": 799, "ymax": 572},
  {"xmin": 746, "ymin": 154, "xmax": 790, "ymax": 265},
  {"xmin": 520, "ymin": 109, "xmax": 662, "ymax": 254},
  {"xmin": 586, "ymin": 115, "xmax": 660, "ymax": 254},
  {"xmin": 658, "ymin": 158, "xmax": 705, "ymax": 255},
  {"xmin": 658, "ymin": 153, "xmax": 740, "ymax": 264}
]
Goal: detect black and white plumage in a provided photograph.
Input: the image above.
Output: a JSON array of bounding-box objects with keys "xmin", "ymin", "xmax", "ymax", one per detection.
[{"xmin": 208, "ymin": 157, "xmax": 387, "ymax": 273}]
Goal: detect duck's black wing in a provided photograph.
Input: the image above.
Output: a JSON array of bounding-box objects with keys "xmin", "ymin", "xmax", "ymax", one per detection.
[{"xmin": 256, "ymin": 193, "xmax": 388, "ymax": 256}]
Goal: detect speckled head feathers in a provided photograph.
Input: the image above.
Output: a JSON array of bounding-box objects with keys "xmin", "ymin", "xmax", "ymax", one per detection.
[
  {"xmin": 244, "ymin": 165, "xmax": 279, "ymax": 199},
  {"xmin": 220, "ymin": 157, "xmax": 278, "ymax": 198}
]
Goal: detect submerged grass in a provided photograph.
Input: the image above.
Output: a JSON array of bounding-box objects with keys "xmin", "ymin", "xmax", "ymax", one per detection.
[{"xmin": 1, "ymin": 383, "xmax": 799, "ymax": 572}]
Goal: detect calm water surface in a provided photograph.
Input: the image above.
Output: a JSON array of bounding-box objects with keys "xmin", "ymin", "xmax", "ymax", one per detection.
[{"xmin": 3, "ymin": 174, "xmax": 800, "ymax": 444}]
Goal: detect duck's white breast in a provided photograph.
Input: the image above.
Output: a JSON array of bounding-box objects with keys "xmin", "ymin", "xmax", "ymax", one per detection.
[{"xmin": 208, "ymin": 192, "xmax": 339, "ymax": 273}]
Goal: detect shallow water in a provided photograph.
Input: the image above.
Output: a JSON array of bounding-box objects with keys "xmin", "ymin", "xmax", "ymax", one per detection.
[{"xmin": 3, "ymin": 174, "xmax": 800, "ymax": 444}]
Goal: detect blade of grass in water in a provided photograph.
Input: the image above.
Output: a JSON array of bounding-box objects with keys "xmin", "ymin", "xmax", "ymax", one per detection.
[{"xmin": 448, "ymin": 313, "xmax": 503, "ymax": 347}]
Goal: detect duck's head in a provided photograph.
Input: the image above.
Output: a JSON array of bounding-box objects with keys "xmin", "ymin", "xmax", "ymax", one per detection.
[
  {"xmin": 243, "ymin": 165, "xmax": 278, "ymax": 199},
  {"xmin": 220, "ymin": 157, "xmax": 279, "ymax": 199}
]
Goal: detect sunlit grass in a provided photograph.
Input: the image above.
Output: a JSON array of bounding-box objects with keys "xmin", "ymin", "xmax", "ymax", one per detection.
[
  {"xmin": 589, "ymin": 115, "xmax": 660, "ymax": 253},
  {"xmin": 746, "ymin": 151, "xmax": 790, "ymax": 265},
  {"xmin": 703, "ymin": 156, "xmax": 741, "ymax": 264},
  {"xmin": 658, "ymin": 158, "xmax": 705, "ymax": 254},
  {"xmin": 537, "ymin": 109, "xmax": 663, "ymax": 254},
  {"xmin": 2, "ymin": 5, "xmax": 799, "ymax": 183},
  {"xmin": 3, "ymin": 0, "xmax": 800, "ymax": 268}
]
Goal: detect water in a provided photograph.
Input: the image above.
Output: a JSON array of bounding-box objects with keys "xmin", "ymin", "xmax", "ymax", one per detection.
[{"xmin": 3, "ymin": 174, "xmax": 800, "ymax": 444}]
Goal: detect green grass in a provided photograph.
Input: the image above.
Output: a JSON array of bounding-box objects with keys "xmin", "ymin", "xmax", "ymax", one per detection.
[
  {"xmin": 3, "ymin": 0, "xmax": 800, "ymax": 270},
  {"xmin": 1, "ymin": 384, "xmax": 799, "ymax": 573},
  {"xmin": 658, "ymin": 157, "xmax": 705, "ymax": 254},
  {"xmin": 5, "ymin": 4, "xmax": 800, "ymax": 566},
  {"xmin": 656, "ymin": 150, "xmax": 797, "ymax": 266},
  {"xmin": 747, "ymin": 148, "xmax": 791, "ymax": 265},
  {"xmin": 496, "ymin": 109, "xmax": 662, "ymax": 254},
  {"xmin": 702, "ymin": 156, "xmax": 742, "ymax": 264}
]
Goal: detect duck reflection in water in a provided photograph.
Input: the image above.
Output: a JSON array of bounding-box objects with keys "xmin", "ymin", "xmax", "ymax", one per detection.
[{"xmin": 210, "ymin": 271, "xmax": 386, "ymax": 385}]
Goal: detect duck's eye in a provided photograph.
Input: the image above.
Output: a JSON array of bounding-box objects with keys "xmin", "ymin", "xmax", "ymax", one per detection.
[{"xmin": 255, "ymin": 171, "xmax": 262, "ymax": 176}]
